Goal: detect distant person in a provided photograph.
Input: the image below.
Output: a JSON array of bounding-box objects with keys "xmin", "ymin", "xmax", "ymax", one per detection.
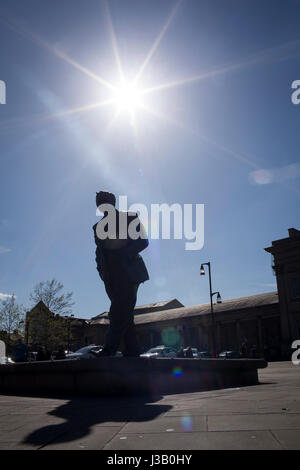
[
  {"xmin": 241, "ymin": 341, "xmax": 248, "ymax": 358},
  {"xmin": 12, "ymin": 338, "xmax": 28, "ymax": 363},
  {"xmin": 251, "ymin": 344, "xmax": 257, "ymax": 359},
  {"xmin": 92, "ymin": 191, "xmax": 149, "ymax": 357},
  {"xmin": 36, "ymin": 346, "xmax": 50, "ymax": 361},
  {"xmin": 185, "ymin": 346, "xmax": 194, "ymax": 358},
  {"xmin": 55, "ymin": 347, "xmax": 66, "ymax": 360},
  {"xmin": 176, "ymin": 347, "xmax": 185, "ymax": 358}
]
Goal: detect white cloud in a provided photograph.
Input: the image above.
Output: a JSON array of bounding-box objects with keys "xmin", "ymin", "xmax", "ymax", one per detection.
[
  {"xmin": 0, "ymin": 246, "xmax": 11, "ymax": 255},
  {"xmin": 0, "ymin": 293, "xmax": 14, "ymax": 301},
  {"xmin": 249, "ymin": 163, "xmax": 300, "ymax": 185}
]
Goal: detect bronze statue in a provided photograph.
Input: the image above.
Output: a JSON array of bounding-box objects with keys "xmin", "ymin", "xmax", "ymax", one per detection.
[{"xmin": 92, "ymin": 191, "xmax": 149, "ymax": 357}]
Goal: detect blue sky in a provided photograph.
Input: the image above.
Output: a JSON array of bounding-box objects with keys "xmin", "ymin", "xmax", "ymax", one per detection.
[{"xmin": 0, "ymin": 0, "xmax": 300, "ymax": 318}]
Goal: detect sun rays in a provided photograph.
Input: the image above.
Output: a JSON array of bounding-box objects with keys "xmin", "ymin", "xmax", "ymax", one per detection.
[
  {"xmin": 91, "ymin": 0, "xmax": 185, "ymax": 131},
  {"xmin": 2, "ymin": 0, "xmax": 300, "ymax": 163},
  {"xmin": 133, "ymin": 0, "xmax": 183, "ymax": 87},
  {"xmin": 0, "ymin": 0, "xmax": 183, "ymax": 132}
]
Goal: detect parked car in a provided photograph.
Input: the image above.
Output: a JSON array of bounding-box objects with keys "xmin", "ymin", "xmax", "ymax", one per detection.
[
  {"xmin": 28, "ymin": 352, "xmax": 38, "ymax": 361},
  {"xmin": 51, "ymin": 350, "xmax": 72, "ymax": 360},
  {"xmin": 183, "ymin": 347, "xmax": 199, "ymax": 358},
  {"xmin": 218, "ymin": 350, "xmax": 242, "ymax": 359},
  {"xmin": 198, "ymin": 351, "xmax": 212, "ymax": 358},
  {"xmin": 140, "ymin": 345, "xmax": 177, "ymax": 358},
  {"xmin": 66, "ymin": 345, "xmax": 122, "ymax": 359}
]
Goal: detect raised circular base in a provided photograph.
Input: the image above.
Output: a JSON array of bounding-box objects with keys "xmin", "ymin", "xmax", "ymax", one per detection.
[{"xmin": 0, "ymin": 357, "xmax": 267, "ymax": 396}]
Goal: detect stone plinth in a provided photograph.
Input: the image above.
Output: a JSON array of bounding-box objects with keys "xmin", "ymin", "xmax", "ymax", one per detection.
[{"xmin": 0, "ymin": 357, "xmax": 267, "ymax": 396}]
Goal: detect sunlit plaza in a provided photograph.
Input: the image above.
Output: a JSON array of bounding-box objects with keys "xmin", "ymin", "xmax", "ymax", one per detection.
[
  {"xmin": 0, "ymin": 362, "xmax": 299, "ymax": 450},
  {"xmin": 1, "ymin": 0, "xmax": 300, "ymax": 456}
]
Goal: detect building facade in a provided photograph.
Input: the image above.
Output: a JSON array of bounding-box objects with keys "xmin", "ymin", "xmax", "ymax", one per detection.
[
  {"xmin": 84, "ymin": 292, "xmax": 280, "ymax": 359},
  {"xmin": 27, "ymin": 228, "xmax": 300, "ymax": 359},
  {"xmin": 26, "ymin": 301, "xmax": 88, "ymax": 352},
  {"xmin": 265, "ymin": 227, "xmax": 300, "ymax": 358}
]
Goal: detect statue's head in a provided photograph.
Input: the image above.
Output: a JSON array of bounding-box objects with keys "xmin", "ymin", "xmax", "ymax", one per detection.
[{"xmin": 96, "ymin": 191, "xmax": 116, "ymax": 209}]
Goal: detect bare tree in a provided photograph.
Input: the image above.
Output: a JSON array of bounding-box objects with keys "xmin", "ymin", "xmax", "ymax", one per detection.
[
  {"xmin": 29, "ymin": 279, "xmax": 74, "ymax": 316},
  {"xmin": 0, "ymin": 295, "xmax": 25, "ymax": 345}
]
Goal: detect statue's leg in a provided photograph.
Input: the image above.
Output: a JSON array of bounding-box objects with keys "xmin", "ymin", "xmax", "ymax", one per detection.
[
  {"xmin": 123, "ymin": 283, "xmax": 140, "ymax": 357},
  {"xmin": 102, "ymin": 279, "xmax": 137, "ymax": 355}
]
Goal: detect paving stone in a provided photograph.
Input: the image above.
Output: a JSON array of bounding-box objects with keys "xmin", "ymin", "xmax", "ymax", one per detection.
[
  {"xmin": 103, "ymin": 430, "xmax": 282, "ymax": 450},
  {"xmin": 165, "ymin": 400, "xmax": 257, "ymax": 416},
  {"xmin": 208, "ymin": 413, "xmax": 300, "ymax": 431},
  {"xmin": 121, "ymin": 416, "xmax": 206, "ymax": 434},
  {"xmin": 0, "ymin": 418, "xmax": 68, "ymax": 447},
  {"xmin": 271, "ymin": 430, "xmax": 300, "ymax": 450},
  {"xmin": 257, "ymin": 401, "xmax": 300, "ymax": 414},
  {"xmin": 0, "ymin": 442, "xmax": 40, "ymax": 450},
  {"xmin": 40, "ymin": 426, "xmax": 121, "ymax": 450}
]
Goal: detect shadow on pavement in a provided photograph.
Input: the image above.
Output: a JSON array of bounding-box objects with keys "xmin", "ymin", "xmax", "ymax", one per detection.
[{"xmin": 22, "ymin": 394, "xmax": 172, "ymax": 447}]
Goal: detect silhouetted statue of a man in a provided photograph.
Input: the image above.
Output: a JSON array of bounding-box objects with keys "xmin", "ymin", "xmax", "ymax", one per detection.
[{"xmin": 92, "ymin": 191, "xmax": 149, "ymax": 357}]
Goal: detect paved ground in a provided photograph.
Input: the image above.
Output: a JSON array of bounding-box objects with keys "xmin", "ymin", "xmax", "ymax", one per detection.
[{"xmin": 0, "ymin": 361, "xmax": 299, "ymax": 450}]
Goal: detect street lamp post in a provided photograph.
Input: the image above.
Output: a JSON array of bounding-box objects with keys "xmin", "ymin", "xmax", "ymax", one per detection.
[
  {"xmin": 200, "ymin": 262, "xmax": 222, "ymax": 358},
  {"xmin": 25, "ymin": 317, "xmax": 29, "ymax": 345},
  {"xmin": 64, "ymin": 315, "xmax": 74, "ymax": 352},
  {"xmin": 19, "ymin": 317, "xmax": 29, "ymax": 345}
]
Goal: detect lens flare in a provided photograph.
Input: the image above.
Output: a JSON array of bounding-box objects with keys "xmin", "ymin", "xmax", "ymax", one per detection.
[
  {"xmin": 181, "ymin": 415, "xmax": 193, "ymax": 432},
  {"xmin": 173, "ymin": 367, "xmax": 183, "ymax": 377}
]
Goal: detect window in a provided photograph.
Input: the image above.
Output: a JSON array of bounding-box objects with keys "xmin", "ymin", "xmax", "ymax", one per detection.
[{"xmin": 291, "ymin": 277, "xmax": 300, "ymax": 300}]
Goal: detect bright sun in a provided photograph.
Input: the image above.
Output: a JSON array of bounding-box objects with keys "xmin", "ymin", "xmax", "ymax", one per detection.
[
  {"xmin": 46, "ymin": 1, "xmax": 188, "ymax": 132},
  {"xmin": 113, "ymin": 82, "xmax": 142, "ymax": 112}
]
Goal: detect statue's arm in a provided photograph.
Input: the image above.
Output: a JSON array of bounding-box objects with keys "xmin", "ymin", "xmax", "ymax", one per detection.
[{"xmin": 120, "ymin": 217, "xmax": 149, "ymax": 258}]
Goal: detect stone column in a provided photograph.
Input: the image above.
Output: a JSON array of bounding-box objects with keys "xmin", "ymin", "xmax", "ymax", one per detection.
[
  {"xmin": 257, "ymin": 316, "xmax": 263, "ymax": 355},
  {"xmin": 216, "ymin": 322, "xmax": 221, "ymax": 354},
  {"xmin": 236, "ymin": 321, "xmax": 241, "ymax": 351}
]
